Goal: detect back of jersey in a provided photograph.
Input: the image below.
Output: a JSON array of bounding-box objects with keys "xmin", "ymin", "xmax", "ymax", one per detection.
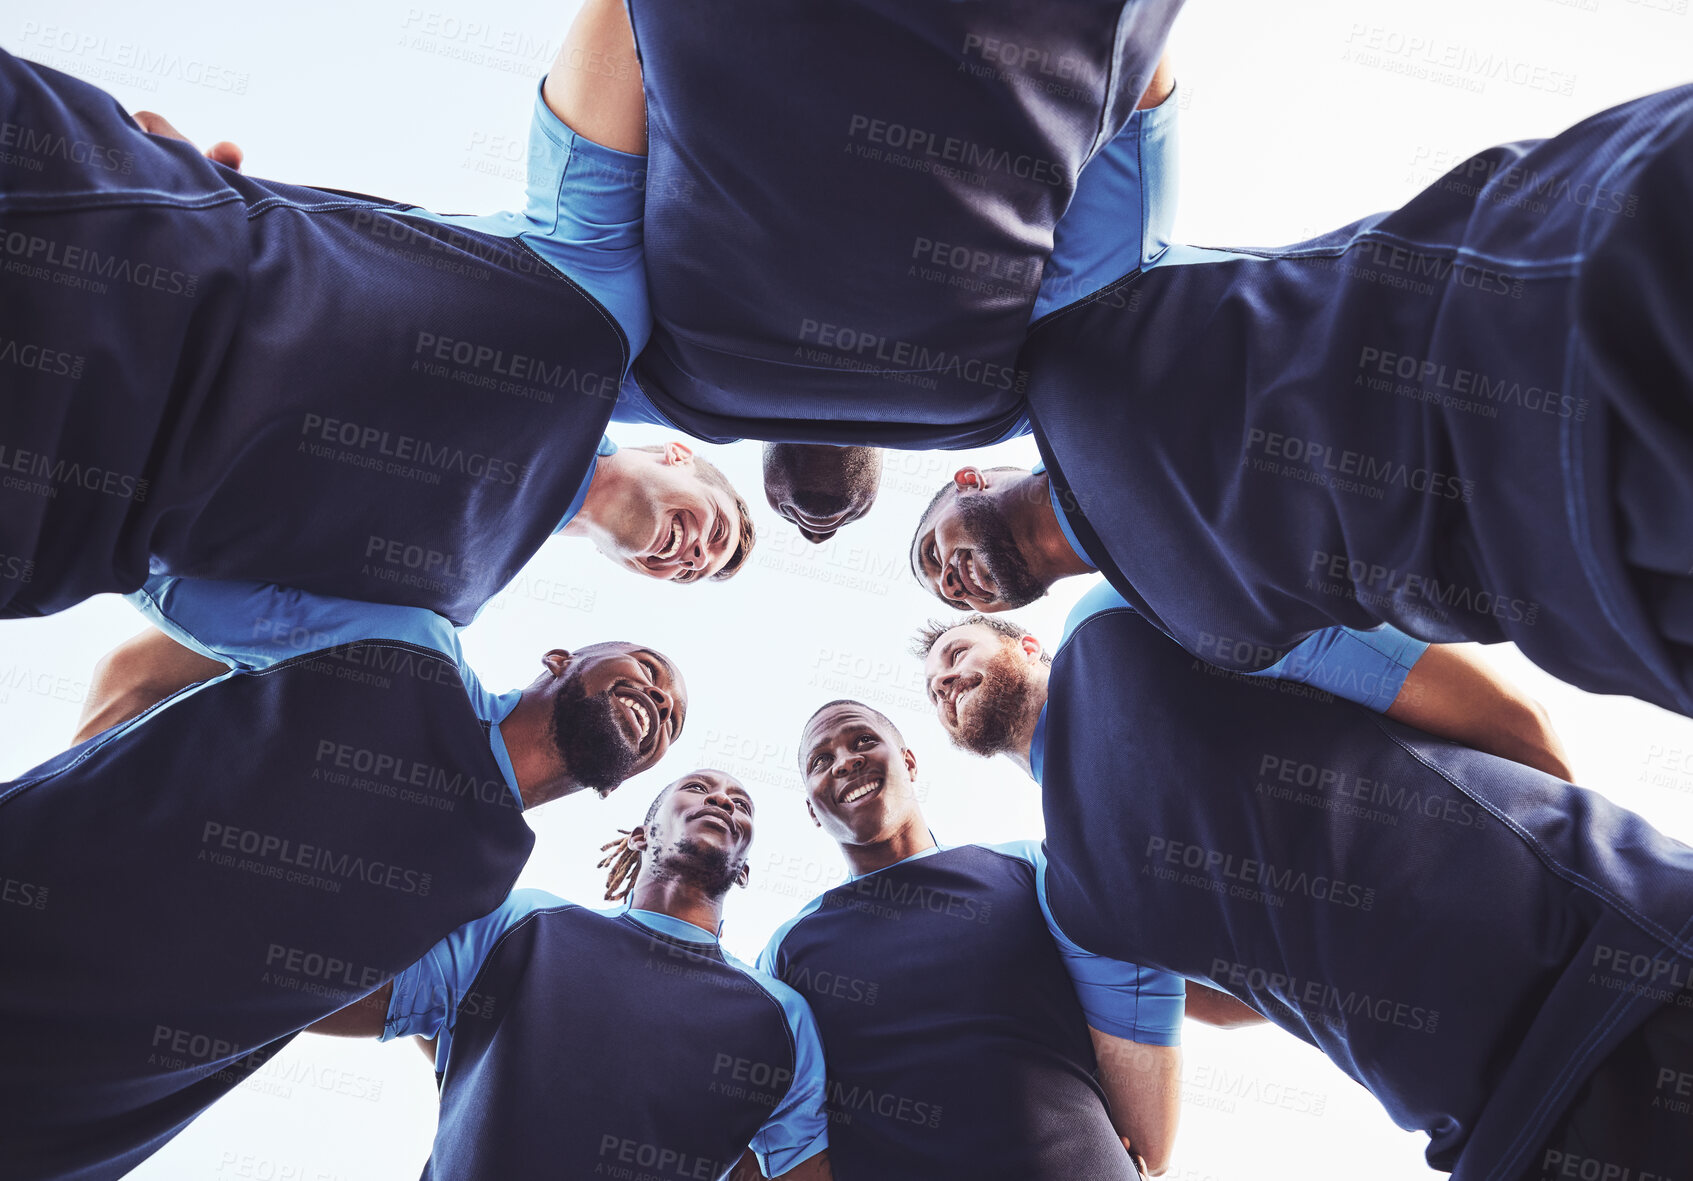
[
  {"xmin": 768, "ymin": 846, "xmax": 1136, "ymax": 1181},
  {"xmin": 630, "ymin": 0, "xmax": 1184, "ymax": 447},
  {"xmin": 426, "ymin": 905, "xmax": 799, "ymax": 1181}
]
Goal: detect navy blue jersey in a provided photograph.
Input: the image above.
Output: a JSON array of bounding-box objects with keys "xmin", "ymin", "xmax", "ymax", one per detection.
[
  {"xmin": 0, "ymin": 51, "xmax": 641, "ymax": 624},
  {"xmin": 0, "ymin": 633, "xmax": 534, "ymax": 1180},
  {"xmin": 1026, "ymin": 84, "xmax": 1693, "ymax": 714},
  {"xmin": 1035, "ymin": 597, "xmax": 1693, "ymax": 1178},
  {"xmin": 627, "ymin": 0, "xmax": 1184, "ymax": 447},
  {"xmin": 386, "ymin": 894, "xmax": 827, "ymax": 1180},
  {"xmin": 761, "ymin": 843, "xmax": 1181, "ymax": 1180}
]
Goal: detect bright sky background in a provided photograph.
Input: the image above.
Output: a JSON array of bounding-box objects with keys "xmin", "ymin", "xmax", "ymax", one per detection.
[{"xmin": 5, "ymin": 1, "xmax": 1693, "ymax": 1178}]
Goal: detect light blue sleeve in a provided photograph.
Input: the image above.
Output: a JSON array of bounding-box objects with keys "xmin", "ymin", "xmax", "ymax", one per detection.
[
  {"xmin": 1242, "ymin": 625, "xmax": 1428, "ymax": 713},
  {"xmin": 406, "ymin": 80, "xmax": 650, "ymax": 363},
  {"xmin": 127, "ymin": 574, "xmax": 460, "ymax": 671},
  {"xmin": 382, "ymin": 889, "xmax": 564, "ymax": 1070},
  {"xmin": 727, "ymin": 956, "xmax": 830, "ymax": 1177},
  {"xmin": 1060, "ymin": 579, "xmax": 1137, "ymax": 645},
  {"xmin": 1033, "ymin": 83, "xmax": 1180, "ymax": 321},
  {"xmin": 993, "ymin": 840, "xmax": 1186, "ymax": 1047},
  {"xmin": 1060, "ymin": 581, "xmax": 1428, "ymax": 713}
]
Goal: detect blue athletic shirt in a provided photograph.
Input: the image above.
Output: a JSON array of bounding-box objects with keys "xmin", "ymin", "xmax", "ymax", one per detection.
[
  {"xmin": 612, "ymin": 87, "xmax": 1180, "ymax": 440},
  {"xmin": 128, "ymin": 574, "xmax": 524, "ymax": 807},
  {"xmin": 1030, "ymin": 584, "xmax": 1427, "ymax": 780},
  {"xmin": 411, "ymin": 80, "xmax": 650, "ymax": 357},
  {"xmin": 761, "ymin": 842, "xmax": 1184, "ymax": 1045},
  {"xmin": 384, "ymin": 889, "xmax": 830, "ymax": 1177}
]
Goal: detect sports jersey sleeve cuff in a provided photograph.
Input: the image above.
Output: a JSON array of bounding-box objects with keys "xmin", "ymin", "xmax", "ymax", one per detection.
[
  {"xmin": 759, "ymin": 1128, "xmax": 829, "ymax": 1179},
  {"xmin": 1349, "ymin": 627, "xmax": 1429, "ymax": 712},
  {"xmin": 533, "ymin": 78, "xmax": 647, "ymax": 223},
  {"xmin": 379, "ymin": 959, "xmax": 444, "ymax": 1043},
  {"xmin": 1085, "ymin": 989, "xmax": 1185, "ymax": 1047}
]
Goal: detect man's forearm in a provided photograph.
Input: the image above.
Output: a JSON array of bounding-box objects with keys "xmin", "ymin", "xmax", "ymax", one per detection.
[
  {"xmin": 73, "ymin": 627, "xmax": 227, "ymax": 745},
  {"xmin": 1089, "ymin": 1029, "xmax": 1180, "ymax": 1175},
  {"xmin": 1386, "ymin": 644, "xmax": 1574, "ymax": 779}
]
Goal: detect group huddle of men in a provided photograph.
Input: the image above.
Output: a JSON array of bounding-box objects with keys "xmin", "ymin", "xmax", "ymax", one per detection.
[{"xmin": 3, "ymin": 0, "xmax": 1693, "ymax": 1177}]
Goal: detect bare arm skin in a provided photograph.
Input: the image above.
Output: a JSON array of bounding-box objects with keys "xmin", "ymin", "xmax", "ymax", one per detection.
[
  {"xmin": 541, "ymin": 0, "xmax": 647, "ymax": 154},
  {"xmin": 1136, "ymin": 54, "xmax": 1176, "ymax": 110},
  {"xmin": 306, "ymin": 982, "xmax": 394, "ymax": 1039},
  {"xmin": 1386, "ymin": 645, "xmax": 1574, "ymax": 780},
  {"xmin": 1090, "ymin": 1029, "xmax": 1181, "ymax": 1176},
  {"xmin": 72, "ymin": 627, "xmax": 228, "ymax": 745},
  {"xmin": 1184, "ymin": 982, "xmax": 1268, "ymax": 1029},
  {"xmin": 131, "ymin": 109, "xmax": 244, "ymax": 169}
]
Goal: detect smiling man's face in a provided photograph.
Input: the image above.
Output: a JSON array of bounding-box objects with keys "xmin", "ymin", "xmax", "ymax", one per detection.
[
  {"xmin": 800, "ymin": 703, "xmax": 920, "ymax": 846},
  {"xmin": 639, "ymin": 769, "xmax": 755, "ymax": 894},
  {"xmin": 921, "ymin": 623, "xmax": 1036, "ymax": 758},
  {"xmin": 909, "ymin": 470, "xmax": 1047, "ymax": 613},
  {"xmin": 549, "ymin": 642, "xmax": 686, "ymax": 794}
]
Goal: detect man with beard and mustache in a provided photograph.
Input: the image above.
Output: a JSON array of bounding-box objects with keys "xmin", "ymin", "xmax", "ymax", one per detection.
[
  {"xmin": 913, "ymin": 474, "xmax": 1577, "ymax": 775},
  {"xmin": 916, "ymin": 594, "xmax": 1693, "ymax": 1178},
  {"xmin": 0, "ymin": 573, "xmax": 684, "ymax": 1180},
  {"xmin": 759, "ymin": 698, "xmax": 1262, "ymax": 1180},
  {"xmin": 309, "ymin": 770, "xmax": 833, "ymax": 1181}
]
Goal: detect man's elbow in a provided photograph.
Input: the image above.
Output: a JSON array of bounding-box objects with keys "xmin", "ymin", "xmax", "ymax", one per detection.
[{"xmin": 1509, "ymin": 694, "xmax": 1574, "ymax": 781}]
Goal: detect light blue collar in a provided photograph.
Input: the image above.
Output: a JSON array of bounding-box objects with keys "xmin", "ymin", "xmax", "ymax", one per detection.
[
  {"xmin": 1031, "ymin": 460, "xmax": 1095, "ymax": 567},
  {"xmin": 1030, "ymin": 703, "xmax": 1050, "ymax": 783},
  {"xmin": 622, "ymin": 900, "xmax": 720, "ymax": 943}
]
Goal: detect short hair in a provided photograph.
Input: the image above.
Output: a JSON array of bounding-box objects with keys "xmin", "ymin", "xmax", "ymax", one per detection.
[
  {"xmin": 911, "ymin": 464, "xmax": 1033, "ymax": 558},
  {"xmin": 630, "ymin": 445, "xmax": 756, "ymax": 581},
  {"xmin": 799, "ymin": 698, "xmax": 905, "ymax": 761},
  {"xmin": 909, "ymin": 615, "xmax": 1053, "ymax": 665}
]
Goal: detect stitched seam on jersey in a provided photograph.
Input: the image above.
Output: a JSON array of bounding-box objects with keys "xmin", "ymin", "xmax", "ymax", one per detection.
[
  {"xmin": 507, "ymin": 232, "xmax": 630, "ymax": 372},
  {"xmin": 0, "ymin": 190, "xmax": 244, "ymax": 214},
  {"xmin": 1025, "ymin": 267, "xmax": 1146, "ymax": 336},
  {"xmin": 434, "ymin": 903, "xmax": 582, "ymax": 1073},
  {"xmin": 1377, "ymin": 721, "xmax": 1693, "ymax": 957},
  {"xmin": 0, "ymin": 640, "xmax": 460, "ymax": 803}
]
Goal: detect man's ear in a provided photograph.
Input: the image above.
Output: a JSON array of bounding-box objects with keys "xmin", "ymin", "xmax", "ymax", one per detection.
[
  {"xmin": 1019, "ymin": 635, "xmax": 1044, "ymax": 663},
  {"xmin": 733, "ymin": 860, "xmax": 751, "ymax": 890},
  {"xmin": 952, "ymin": 466, "xmax": 984, "ymax": 493},
  {"xmin": 541, "ymin": 649, "xmax": 573, "ymax": 677},
  {"xmin": 903, "ymin": 746, "xmax": 919, "ymax": 783},
  {"xmin": 805, "ymin": 799, "xmax": 821, "ymax": 828},
  {"xmin": 662, "ymin": 441, "xmax": 695, "ymax": 467},
  {"xmin": 627, "ymin": 824, "xmax": 650, "ymax": 853}
]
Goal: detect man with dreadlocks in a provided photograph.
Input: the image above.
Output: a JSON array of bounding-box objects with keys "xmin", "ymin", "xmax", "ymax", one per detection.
[
  {"xmin": 310, "ymin": 769, "xmax": 833, "ymax": 1180},
  {"xmin": 761, "ymin": 698, "xmax": 1262, "ymax": 1180}
]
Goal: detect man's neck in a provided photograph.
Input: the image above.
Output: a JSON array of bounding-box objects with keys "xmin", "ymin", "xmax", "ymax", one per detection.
[
  {"xmin": 1005, "ymin": 675, "xmax": 1051, "ymax": 780},
  {"xmin": 1013, "ymin": 473, "xmax": 1096, "ymax": 585},
  {"xmin": 499, "ymin": 690, "xmax": 580, "ymax": 809},
  {"xmin": 842, "ymin": 818, "xmax": 937, "ymax": 878},
  {"xmin": 557, "ymin": 452, "xmax": 628, "ymax": 543},
  {"xmin": 627, "ymin": 874, "xmax": 726, "ymax": 937}
]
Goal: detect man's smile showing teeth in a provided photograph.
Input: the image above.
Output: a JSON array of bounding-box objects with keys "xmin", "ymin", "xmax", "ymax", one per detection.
[
  {"xmin": 655, "ymin": 516, "xmax": 683, "ymax": 561},
  {"xmin": 616, "ymin": 691, "xmax": 653, "ymax": 744},
  {"xmin": 840, "ymin": 777, "xmax": 882, "ymax": 804}
]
